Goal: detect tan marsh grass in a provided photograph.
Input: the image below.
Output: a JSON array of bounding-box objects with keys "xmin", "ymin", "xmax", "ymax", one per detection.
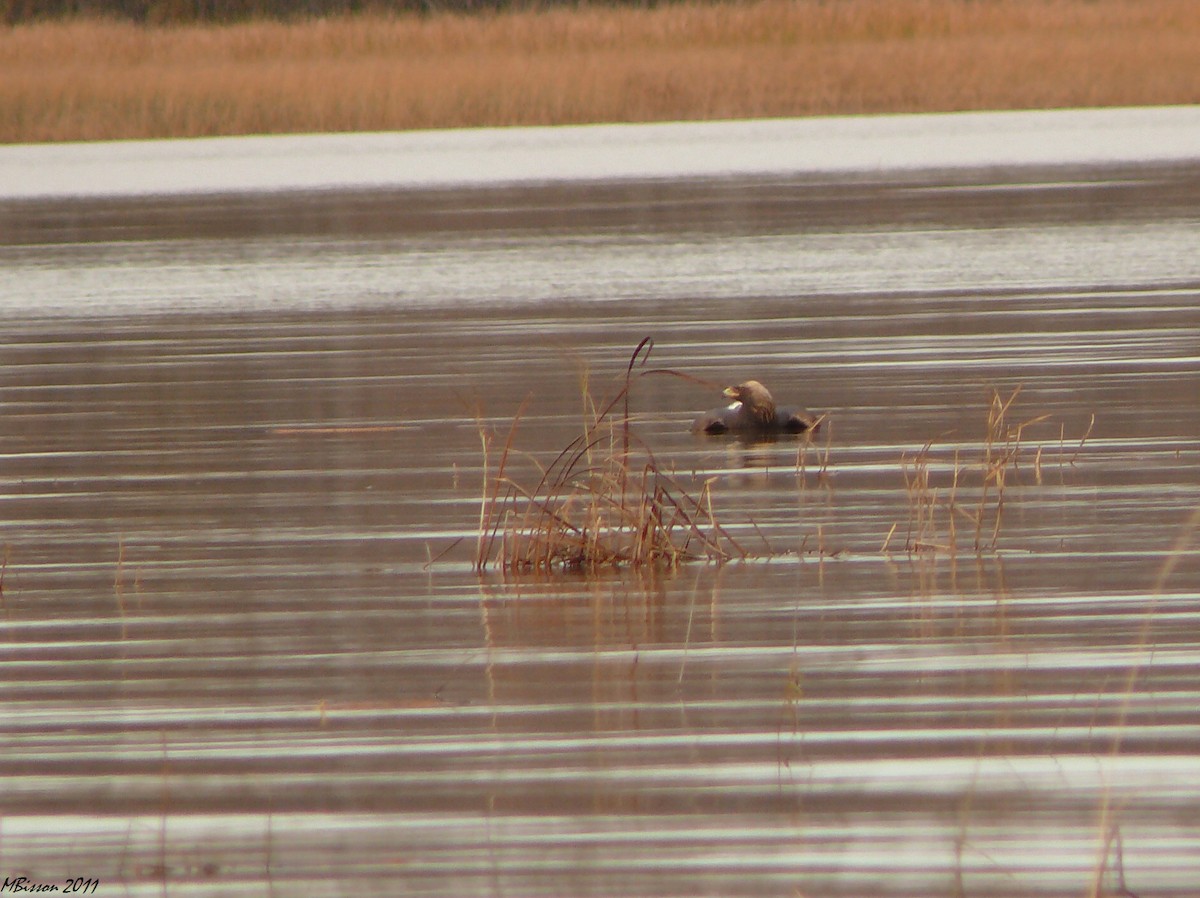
[
  {"xmin": 473, "ymin": 339, "xmax": 750, "ymax": 574},
  {"xmin": 3, "ymin": 0, "xmax": 1200, "ymax": 142},
  {"xmin": 894, "ymin": 387, "xmax": 1084, "ymax": 556}
]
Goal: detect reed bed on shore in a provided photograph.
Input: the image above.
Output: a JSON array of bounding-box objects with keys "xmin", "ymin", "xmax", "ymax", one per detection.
[{"xmin": 4, "ymin": 0, "xmax": 1199, "ymax": 142}]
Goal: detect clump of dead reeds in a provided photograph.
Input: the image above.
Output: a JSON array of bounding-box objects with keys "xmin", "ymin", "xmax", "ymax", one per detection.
[
  {"xmin": 473, "ymin": 339, "xmax": 748, "ymax": 574},
  {"xmin": 886, "ymin": 386, "xmax": 1092, "ymax": 556},
  {"xmin": 969, "ymin": 386, "xmax": 1051, "ymax": 551}
]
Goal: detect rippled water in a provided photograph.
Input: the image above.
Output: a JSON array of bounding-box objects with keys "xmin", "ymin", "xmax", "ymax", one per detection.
[{"xmin": 2, "ymin": 162, "xmax": 1199, "ymax": 896}]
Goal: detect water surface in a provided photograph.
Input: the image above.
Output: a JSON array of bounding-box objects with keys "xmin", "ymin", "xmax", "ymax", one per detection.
[{"xmin": 1, "ymin": 160, "xmax": 1199, "ymax": 896}]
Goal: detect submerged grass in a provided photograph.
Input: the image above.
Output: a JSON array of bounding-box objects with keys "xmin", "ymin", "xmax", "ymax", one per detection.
[
  {"xmin": 4, "ymin": 0, "xmax": 1200, "ymax": 142},
  {"xmin": 474, "ymin": 338, "xmax": 748, "ymax": 574}
]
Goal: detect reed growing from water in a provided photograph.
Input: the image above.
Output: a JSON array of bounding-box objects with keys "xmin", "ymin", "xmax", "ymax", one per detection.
[
  {"xmin": 892, "ymin": 387, "xmax": 1083, "ymax": 556},
  {"xmin": 4, "ymin": 0, "xmax": 1199, "ymax": 142},
  {"xmin": 473, "ymin": 339, "xmax": 748, "ymax": 574}
]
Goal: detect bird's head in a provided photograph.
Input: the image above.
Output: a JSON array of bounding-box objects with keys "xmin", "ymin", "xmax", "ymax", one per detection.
[{"xmin": 722, "ymin": 380, "xmax": 776, "ymax": 424}]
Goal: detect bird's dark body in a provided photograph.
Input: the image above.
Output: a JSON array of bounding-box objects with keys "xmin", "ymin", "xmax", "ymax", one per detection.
[{"xmin": 691, "ymin": 380, "xmax": 818, "ymax": 436}]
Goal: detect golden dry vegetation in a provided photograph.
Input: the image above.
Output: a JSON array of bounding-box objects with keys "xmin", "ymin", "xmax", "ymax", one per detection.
[{"xmin": 3, "ymin": 0, "xmax": 1199, "ymax": 143}]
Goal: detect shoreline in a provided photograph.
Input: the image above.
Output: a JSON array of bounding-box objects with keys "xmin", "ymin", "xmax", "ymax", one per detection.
[{"xmin": 3, "ymin": 106, "xmax": 1200, "ymax": 201}]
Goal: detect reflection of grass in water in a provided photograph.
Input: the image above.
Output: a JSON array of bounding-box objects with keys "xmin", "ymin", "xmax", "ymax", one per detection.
[
  {"xmin": 114, "ymin": 538, "xmax": 127, "ymax": 636},
  {"xmin": 474, "ymin": 339, "xmax": 750, "ymax": 574}
]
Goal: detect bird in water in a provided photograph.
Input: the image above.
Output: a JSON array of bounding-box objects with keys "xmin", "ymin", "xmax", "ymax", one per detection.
[{"xmin": 692, "ymin": 380, "xmax": 819, "ymax": 436}]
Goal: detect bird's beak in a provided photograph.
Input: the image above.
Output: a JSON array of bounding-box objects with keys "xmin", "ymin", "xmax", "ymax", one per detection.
[{"xmin": 722, "ymin": 386, "xmax": 738, "ymax": 399}]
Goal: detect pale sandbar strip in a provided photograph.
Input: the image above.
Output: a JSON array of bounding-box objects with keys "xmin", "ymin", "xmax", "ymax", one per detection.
[{"xmin": 3, "ymin": 106, "xmax": 1199, "ymax": 200}]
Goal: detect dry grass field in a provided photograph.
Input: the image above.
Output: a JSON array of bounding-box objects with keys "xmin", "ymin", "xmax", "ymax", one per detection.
[{"xmin": 3, "ymin": 0, "xmax": 1199, "ymax": 143}]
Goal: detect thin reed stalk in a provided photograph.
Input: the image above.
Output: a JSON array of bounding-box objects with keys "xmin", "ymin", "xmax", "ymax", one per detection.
[
  {"xmin": 1086, "ymin": 504, "xmax": 1200, "ymax": 897},
  {"xmin": 474, "ymin": 397, "xmax": 529, "ymax": 571},
  {"xmin": 473, "ymin": 339, "xmax": 749, "ymax": 574},
  {"xmin": 899, "ymin": 387, "xmax": 1089, "ymax": 557}
]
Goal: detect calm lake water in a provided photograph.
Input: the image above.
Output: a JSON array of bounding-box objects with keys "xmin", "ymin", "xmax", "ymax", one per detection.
[{"xmin": 1, "ymin": 161, "xmax": 1199, "ymax": 896}]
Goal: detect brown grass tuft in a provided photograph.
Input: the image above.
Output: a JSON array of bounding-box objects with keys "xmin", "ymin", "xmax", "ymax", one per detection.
[
  {"xmin": 897, "ymin": 387, "xmax": 1086, "ymax": 556},
  {"xmin": 474, "ymin": 338, "xmax": 748, "ymax": 575},
  {"xmin": 3, "ymin": 0, "xmax": 1199, "ymax": 142}
]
